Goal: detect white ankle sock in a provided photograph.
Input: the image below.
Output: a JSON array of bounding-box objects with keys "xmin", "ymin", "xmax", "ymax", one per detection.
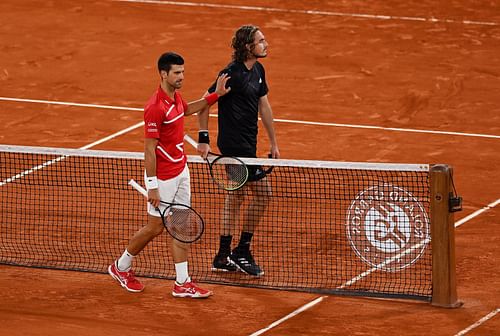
[
  {"xmin": 117, "ymin": 249, "xmax": 134, "ymax": 271},
  {"xmin": 175, "ymin": 261, "xmax": 189, "ymax": 284}
]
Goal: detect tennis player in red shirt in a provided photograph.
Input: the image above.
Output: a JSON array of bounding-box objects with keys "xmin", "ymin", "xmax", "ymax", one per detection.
[{"xmin": 109, "ymin": 52, "xmax": 230, "ymax": 298}]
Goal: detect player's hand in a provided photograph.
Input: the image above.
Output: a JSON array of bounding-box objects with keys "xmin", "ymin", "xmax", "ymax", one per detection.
[
  {"xmin": 197, "ymin": 143, "xmax": 210, "ymax": 159},
  {"xmin": 215, "ymin": 73, "xmax": 231, "ymax": 97},
  {"xmin": 148, "ymin": 188, "xmax": 161, "ymax": 208},
  {"xmin": 270, "ymin": 146, "xmax": 280, "ymax": 159}
]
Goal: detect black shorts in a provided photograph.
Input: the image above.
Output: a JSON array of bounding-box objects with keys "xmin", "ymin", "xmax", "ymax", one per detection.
[
  {"xmin": 247, "ymin": 165, "xmax": 267, "ymax": 182},
  {"xmin": 219, "ymin": 147, "xmax": 266, "ymax": 182}
]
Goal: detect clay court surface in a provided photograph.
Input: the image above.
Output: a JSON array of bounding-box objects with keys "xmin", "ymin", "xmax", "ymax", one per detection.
[{"xmin": 0, "ymin": 0, "xmax": 499, "ymax": 335}]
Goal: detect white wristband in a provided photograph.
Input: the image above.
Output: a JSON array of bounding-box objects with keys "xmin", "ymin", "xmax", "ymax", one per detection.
[{"xmin": 145, "ymin": 176, "xmax": 158, "ymax": 190}]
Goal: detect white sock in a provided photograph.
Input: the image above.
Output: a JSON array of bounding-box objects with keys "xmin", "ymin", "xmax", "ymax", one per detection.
[
  {"xmin": 117, "ymin": 249, "xmax": 134, "ymax": 271},
  {"xmin": 175, "ymin": 261, "xmax": 189, "ymax": 284}
]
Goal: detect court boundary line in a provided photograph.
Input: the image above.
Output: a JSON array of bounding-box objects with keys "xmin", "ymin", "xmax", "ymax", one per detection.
[
  {"xmin": 455, "ymin": 198, "xmax": 500, "ymax": 227},
  {"xmin": 1, "ymin": 3, "xmax": 498, "ymax": 332},
  {"xmin": 454, "ymin": 308, "xmax": 499, "ymax": 336},
  {"xmin": 1, "ymin": 97, "xmax": 499, "ymax": 140},
  {"xmin": 249, "ymin": 296, "xmax": 327, "ymax": 336},
  {"xmin": 0, "ymin": 121, "xmax": 144, "ymax": 187},
  {"xmin": 112, "ymin": 0, "xmax": 499, "ymax": 26},
  {"xmin": 1, "ymin": 97, "xmax": 499, "ymax": 335},
  {"xmin": 248, "ymin": 197, "xmax": 499, "ymax": 335}
]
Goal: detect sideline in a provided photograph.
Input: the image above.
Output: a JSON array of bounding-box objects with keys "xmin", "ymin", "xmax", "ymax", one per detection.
[
  {"xmin": 455, "ymin": 199, "xmax": 500, "ymax": 227},
  {"xmin": 247, "ymin": 198, "xmax": 499, "ymax": 335},
  {"xmin": 113, "ymin": 0, "xmax": 499, "ymax": 26},
  {"xmin": 454, "ymin": 308, "xmax": 499, "ymax": 336},
  {"xmin": 249, "ymin": 296, "xmax": 327, "ymax": 336},
  {"xmin": 1, "ymin": 96, "xmax": 499, "ymax": 335},
  {"xmin": 0, "ymin": 120, "xmax": 144, "ymax": 187},
  {"xmin": 1, "ymin": 96, "xmax": 499, "ymax": 140}
]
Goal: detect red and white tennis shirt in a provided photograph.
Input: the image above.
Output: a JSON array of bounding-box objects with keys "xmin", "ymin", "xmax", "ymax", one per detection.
[{"xmin": 144, "ymin": 86, "xmax": 187, "ymax": 180}]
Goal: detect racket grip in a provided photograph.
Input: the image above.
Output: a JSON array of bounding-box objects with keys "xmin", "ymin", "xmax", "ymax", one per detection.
[
  {"xmin": 184, "ymin": 134, "xmax": 198, "ymax": 148},
  {"xmin": 128, "ymin": 179, "xmax": 148, "ymax": 198}
]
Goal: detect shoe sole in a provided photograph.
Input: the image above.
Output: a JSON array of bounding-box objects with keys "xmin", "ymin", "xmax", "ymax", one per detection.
[
  {"xmin": 230, "ymin": 261, "xmax": 265, "ymax": 277},
  {"xmin": 211, "ymin": 256, "xmax": 238, "ymax": 272},
  {"xmin": 172, "ymin": 292, "xmax": 212, "ymax": 299},
  {"xmin": 210, "ymin": 267, "xmax": 237, "ymax": 272},
  {"xmin": 108, "ymin": 265, "xmax": 144, "ymax": 293}
]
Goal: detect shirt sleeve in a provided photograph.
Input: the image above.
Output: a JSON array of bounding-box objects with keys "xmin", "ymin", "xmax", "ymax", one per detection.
[
  {"xmin": 144, "ymin": 105, "xmax": 163, "ymax": 138},
  {"xmin": 258, "ymin": 63, "xmax": 269, "ymax": 97},
  {"xmin": 182, "ymin": 98, "xmax": 188, "ymax": 113}
]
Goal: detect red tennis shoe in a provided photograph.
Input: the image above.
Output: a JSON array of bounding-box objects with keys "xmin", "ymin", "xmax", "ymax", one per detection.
[
  {"xmin": 108, "ymin": 261, "xmax": 144, "ymax": 293},
  {"xmin": 172, "ymin": 280, "xmax": 213, "ymax": 298}
]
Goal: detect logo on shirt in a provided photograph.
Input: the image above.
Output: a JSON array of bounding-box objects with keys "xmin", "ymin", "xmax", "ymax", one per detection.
[
  {"xmin": 259, "ymin": 77, "xmax": 262, "ymax": 83},
  {"xmin": 147, "ymin": 122, "xmax": 157, "ymax": 127}
]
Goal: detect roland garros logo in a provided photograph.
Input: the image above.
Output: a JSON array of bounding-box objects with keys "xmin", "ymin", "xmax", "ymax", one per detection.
[{"xmin": 346, "ymin": 184, "xmax": 430, "ymax": 272}]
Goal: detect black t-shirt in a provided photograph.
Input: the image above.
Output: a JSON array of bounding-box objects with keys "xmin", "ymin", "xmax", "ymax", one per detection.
[{"xmin": 208, "ymin": 61, "xmax": 269, "ymax": 157}]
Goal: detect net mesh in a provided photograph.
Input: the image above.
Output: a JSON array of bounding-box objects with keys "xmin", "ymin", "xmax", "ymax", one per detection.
[{"xmin": 0, "ymin": 145, "xmax": 432, "ymax": 300}]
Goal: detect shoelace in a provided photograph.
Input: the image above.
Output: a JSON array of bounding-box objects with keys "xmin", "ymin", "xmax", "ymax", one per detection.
[
  {"xmin": 179, "ymin": 282, "xmax": 197, "ymax": 293},
  {"xmin": 124, "ymin": 270, "xmax": 140, "ymax": 284}
]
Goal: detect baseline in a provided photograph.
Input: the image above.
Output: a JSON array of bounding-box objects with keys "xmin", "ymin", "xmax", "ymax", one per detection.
[
  {"xmin": 454, "ymin": 308, "xmax": 499, "ymax": 336},
  {"xmin": 112, "ymin": 0, "xmax": 499, "ymax": 26},
  {"xmin": 1, "ymin": 97, "xmax": 499, "ymax": 140}
]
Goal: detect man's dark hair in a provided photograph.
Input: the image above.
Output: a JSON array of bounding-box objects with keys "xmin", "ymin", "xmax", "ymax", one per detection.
[
  {"xmin": 158, "ymin": 52, "xmax": 184, "ymax": 73},
  {"xmin": 231, "ymin": 25, "xmax": 260, "ymax": 63}
]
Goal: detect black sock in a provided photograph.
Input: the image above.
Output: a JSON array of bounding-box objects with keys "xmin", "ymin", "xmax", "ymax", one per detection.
[
  {"xmin": 236, "ymin": 231, "xmax": 253, "ymax": 252},
  {"xmin": 218, "ymin": 235, "xmax": 232, "ymax": 256}
]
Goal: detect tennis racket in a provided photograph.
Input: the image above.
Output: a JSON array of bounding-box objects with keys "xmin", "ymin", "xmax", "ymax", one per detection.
[
  {"xmin": 184, "ymin": 134, "xmax": 249, "ymax": 191},
  {"xmin": 128, "ymin": 179, "xmax": 204, "ymax": 243}
]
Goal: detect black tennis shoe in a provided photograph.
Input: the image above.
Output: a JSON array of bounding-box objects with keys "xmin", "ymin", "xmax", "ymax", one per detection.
[
  {"xmin": 211, "ymin": 253, "xmax": 237, "ymax": 272},
  {"xmin": 229, "ymin": 249, "xmax": 264, "ymax": 276}
]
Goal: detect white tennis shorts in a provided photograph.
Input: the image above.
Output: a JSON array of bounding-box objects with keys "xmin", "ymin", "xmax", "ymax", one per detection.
[{"xmin": 145, "ymin": 165, "xmax": 191, "ymax": 217}]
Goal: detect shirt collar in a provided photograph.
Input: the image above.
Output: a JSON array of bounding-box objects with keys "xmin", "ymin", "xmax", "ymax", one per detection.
[{"xmin": 157, "ymin": 86, "xmax": 176, "ymax": 104}]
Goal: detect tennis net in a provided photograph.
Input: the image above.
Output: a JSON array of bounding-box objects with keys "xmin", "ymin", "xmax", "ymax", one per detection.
[{"xmin": 0, "ymin": 144, "xmax": 433, "ymax": 300}]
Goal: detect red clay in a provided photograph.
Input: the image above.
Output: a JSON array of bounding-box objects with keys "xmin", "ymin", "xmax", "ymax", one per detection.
[{"xmin": 0, "ymin": 1, "xmax": 499, "ymax": 335}]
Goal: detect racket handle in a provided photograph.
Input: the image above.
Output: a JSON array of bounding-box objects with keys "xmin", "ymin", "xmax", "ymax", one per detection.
[
  {"xmin": 184, "ymin": 134, "xmax": 198, "ymax": 148},
  {"xmin": 128, "ymin": 179, "xmax": 148, "ymax": 198}
]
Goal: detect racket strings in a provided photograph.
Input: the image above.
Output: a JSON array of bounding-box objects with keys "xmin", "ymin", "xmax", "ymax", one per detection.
[
  {"xmin": 210, "ymin": 157, "xmax": 248, "ymax": 190},
  {"xmin": 161, "ymin": 206, "xmax": 204, "ymax": 243}
]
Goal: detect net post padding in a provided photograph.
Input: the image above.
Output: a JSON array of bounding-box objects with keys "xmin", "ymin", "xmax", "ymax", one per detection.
[{"xmin": 430, "ymin": 164, "xmax": 463, "ymax": 308}]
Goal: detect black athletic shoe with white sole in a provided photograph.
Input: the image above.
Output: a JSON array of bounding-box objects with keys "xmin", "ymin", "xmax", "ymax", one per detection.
[
  {"xmin": 211, "ymin": 253, "xmax": 238, "ymax": 272},
  {"xmin": 229, "ymin": 249, "xmax": 264, "ymax": 276}
]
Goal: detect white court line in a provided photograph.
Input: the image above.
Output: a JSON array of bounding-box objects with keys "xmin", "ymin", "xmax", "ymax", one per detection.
[
  {"xmin": 252, "ymin": 195, "xmax": 499, "ymax": 335},
  {"xmin": 79, "ymin": 121, "xmax": 144, "ymax": 150},
  {"xmin": 251, "ymin": 193, "xmax": 499, "ymax": 335},
  {"xmin": 338, "ymin": 237, "xmax": 430, "ymax": 289},
  {"xmin": 0, "ymin": 121, "xmax": 144, "ymax": 187},
  {"xmin": 1, "ymin": 97, "xmax": 499, "ymax": 139},
  {"xmin": 454, "ymin": 308, "xmax": 500, "ymax": 336},
  {"xmin": 0, "ymin": 96, "xmax": 143, "ymax": 111},
  {"xmin": 249, "ymin": 296, "xmax": 327, "ymax": 336},
  {"xmin": 113, "ymin": 0, "xmax": 498, "ymax": 26},
  {"xmin": 249, "ymin": 238, "xmax": 429, "ymax": 335},
  {"xmin": 2, "ymin": 94, "xmax": 499, "ymax": 334},
  {"xmin": 455, "ymin": 199, "xmax": 500, "ymax": 227},
  {"xmin": 273, "ymin": 118, "xmax": 500, "ymax": 140}
]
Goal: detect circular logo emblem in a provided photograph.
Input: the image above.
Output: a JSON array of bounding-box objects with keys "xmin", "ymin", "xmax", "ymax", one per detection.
[{"xmin": 346, "ymin": 184, "xmax": 430, "ymax": 272}]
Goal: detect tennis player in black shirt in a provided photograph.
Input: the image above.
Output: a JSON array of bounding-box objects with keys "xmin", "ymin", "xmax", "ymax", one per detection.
[{"xmin": 197, "ymin": 25, "xmax": 280, "ymax": 276}]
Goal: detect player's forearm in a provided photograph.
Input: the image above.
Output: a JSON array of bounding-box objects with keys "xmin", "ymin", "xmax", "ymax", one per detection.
[
  {"xmin": 186, "ymin": 91, "xmax": 218, "ymax": 116},
  {"xmin": 260, "ymin": 107, "xmax": 278, "ymax": 146},
  {"xmin": 144, "ymin": 140, "xmax": 158, "ymax": 177},
  {"xmin": 185, "ymin": 98, "xmax": 208, "ymax": 116},
  {"xmin": 198, "ymin": 105, "xmax": 210, "ymax": 131}
]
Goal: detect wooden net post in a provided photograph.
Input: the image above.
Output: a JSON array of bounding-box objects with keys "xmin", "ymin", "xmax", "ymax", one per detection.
[{"xmin": 430, "ymin": 164, "xmax": 463, "ymax": 308}]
